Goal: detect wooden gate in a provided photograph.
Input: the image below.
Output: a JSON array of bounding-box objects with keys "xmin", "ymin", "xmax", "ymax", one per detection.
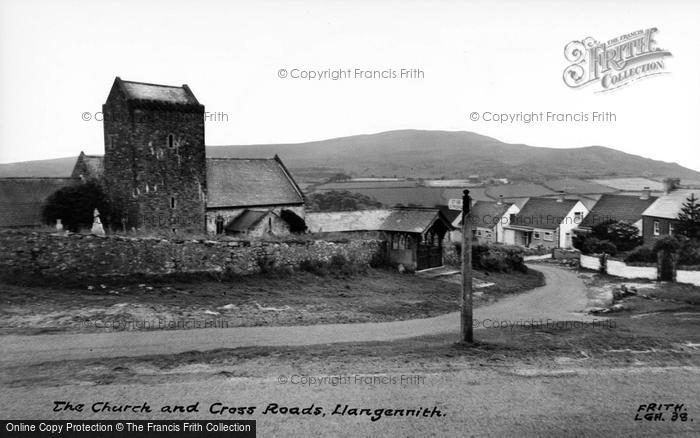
[{"xmin": 417, "ymin": 244, "xmax": 443, "ymax": 270}]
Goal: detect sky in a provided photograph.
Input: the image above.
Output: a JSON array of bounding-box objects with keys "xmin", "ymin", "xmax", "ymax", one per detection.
[{"xmin": 0, "ymin": 0, "xmax": 699, "ymax": 171}]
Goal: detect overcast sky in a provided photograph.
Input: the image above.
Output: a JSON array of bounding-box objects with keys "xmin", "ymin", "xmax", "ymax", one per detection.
[{"xmin": 1, "ymin": 0, "xmax": 699, "ymax": 171}]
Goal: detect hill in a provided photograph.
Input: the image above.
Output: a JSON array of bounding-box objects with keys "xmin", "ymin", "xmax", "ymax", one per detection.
[
  {"xmin": 207, "ymin": 130, "xmax": 700, "ymax": 181},
  {"xmin": 1, "ymin": 130, "xmax": 698, "ymax": 181}
]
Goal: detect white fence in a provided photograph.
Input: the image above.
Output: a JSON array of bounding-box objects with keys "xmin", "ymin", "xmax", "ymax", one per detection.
[
  {"xmin": 580, "ymin": 254, "xmax": 600, "ymax": 271},
  {"xmin": 580, "ymin": 254, "xmax": 700, "ymax": 286},
  {"xmin": 606, "ymin": 259, "xmax": 657, "ymax": 280},
  {"xmin": 676, "ymin": 269, "xmax": 700, "ymax": 286}
]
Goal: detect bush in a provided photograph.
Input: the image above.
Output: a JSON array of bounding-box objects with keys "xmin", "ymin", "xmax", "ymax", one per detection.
[
  {"xmin": 579, "ymin": 237, "xmax": 617, "ymax": 256},
  {"xmin": 653, "ymin": 236, "xmax": 681, "ymax": 254},
  {"xmin": 42, "ymin": 181, "xmax": 113, "ymax": 232},
  {"xmin": 471, "ymin": 244, "xmax": 526, "ymax": 273},
  {"xmin": 625, "ymin": 245, "xmax": 656, "ymax": 263},
  {"xmin": 677, "ymin": 238, "xmax": 700, "ymax": 266},
  {"xmin": 590, "ymin": 220, "xmax": 643, "ymax": 252},
  {"xmin": 299, "ymin": 259, "xmax": 329, "ymax": 276},
  {"xmin": 479, "ymin": 251, "xmax": 509, "ymax": 272}
]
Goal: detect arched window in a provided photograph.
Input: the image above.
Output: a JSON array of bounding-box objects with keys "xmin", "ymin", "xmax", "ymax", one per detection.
[
  {"xmin": 167, "ymin": 134, "xmax": 175, "ymax": 148},
  {"xmin": 170, "ymin": 197, "xmax": 176, "ymax": 209}
]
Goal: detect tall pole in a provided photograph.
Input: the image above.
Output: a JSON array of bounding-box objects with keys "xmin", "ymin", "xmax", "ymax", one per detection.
[{"xmin": 461, "ymin": 189, "xmax": 474, "ymax": 343}]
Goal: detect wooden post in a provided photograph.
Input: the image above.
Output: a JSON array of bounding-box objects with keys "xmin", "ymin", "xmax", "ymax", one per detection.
[{"xmin": 461, "ymin": 189, "xmax": 474, "ymax": 343}]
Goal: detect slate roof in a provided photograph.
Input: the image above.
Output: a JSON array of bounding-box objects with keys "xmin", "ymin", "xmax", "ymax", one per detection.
[
  {"xmin": 642, "ymin": 189, "xmax": 700, "ymax": 220},
  {"xmin": 71, "ymin": 152, "xmax": 104, "ymax": 180},
  {"xmin": 306, "ymin": 208, "xmax": 452, "ymax": 234},
  {"xmin": 437, "ymin": 205, "xmax": 461, "ymax": 224},
  {"xmin": 0, "ymin": 177, "xmax": 79, "ymax": 227},
  {"xmin": 467, "ymin": 201, "xmax": 513, "ymax": 229},
  {"xmin": 579, "ymin": 194, "xmax": 657, "ymax": 229},
  {"xmin": 509, "ymin": 198, "xmax": 579, "ymax": 230},
  {"xmin": 225, "ymin": 209, "xmax": 269, "ymax": 232},
  {"xmin": 206, "ymin": 157, "xmax": 304, "ymax": 208},
  {"xmin": 116, "ymin": 77, "xmax": 200, "ymax": 105}
]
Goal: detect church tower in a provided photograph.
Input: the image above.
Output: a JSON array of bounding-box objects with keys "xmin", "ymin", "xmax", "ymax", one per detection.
[{"xmin": 102, "ymin": 77, "xmax": 206, "ymax": 233}]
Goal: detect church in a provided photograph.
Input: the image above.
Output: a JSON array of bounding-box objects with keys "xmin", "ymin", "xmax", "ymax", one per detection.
[
  {"xmin": 1, "ymin": 77, "xmax": 306, "ymax": 235},
  {"xmin": 79, "ymin": 77, "xmax": 306, "ymax": 235}
]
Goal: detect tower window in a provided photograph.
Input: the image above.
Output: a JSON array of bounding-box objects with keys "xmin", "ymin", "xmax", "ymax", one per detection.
[
  {"xmin": 170, "ymin": 197, "xmax": 176, "ymax": 209},
  {"xmin": 167, "ymin": 134, "xmax": 175, "ymax": 148}
]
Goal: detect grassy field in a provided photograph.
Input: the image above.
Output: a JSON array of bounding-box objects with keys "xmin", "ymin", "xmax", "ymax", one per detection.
[{"xmin": 0, "ymin": 268, "xmax": 544, "ymax": 335}]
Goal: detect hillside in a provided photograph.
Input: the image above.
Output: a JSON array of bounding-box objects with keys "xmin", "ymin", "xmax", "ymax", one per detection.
[
  {"xmin": 207, "ymin": 130, "xmax": 700, "ymax": 180},
  {"xmin": 1, "ymin": 130, "xmax": 698, "ymax": 181}
]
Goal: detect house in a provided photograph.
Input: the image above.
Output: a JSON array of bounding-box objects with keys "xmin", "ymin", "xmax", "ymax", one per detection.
[
  {"xmin": 502, "ymin": 196, "xmax": 589, "ymax": 249},
  {"xmin": 0, "ymin": 177, "xmax": 79, "ymax": 228},
  {"xmin": 641, "ymin": 188, "xmax": 700, "ymax": 244},
  {"xmin": 449, "ymin": 197, "xmax": 520, "ymax": 244},
  {"xmin": 577, "ymin": 190, "xmax": 657, "ymax": 235},
  {"xmin": 306, "ymin": 208, "xmax": 453, "ymax": 271}
]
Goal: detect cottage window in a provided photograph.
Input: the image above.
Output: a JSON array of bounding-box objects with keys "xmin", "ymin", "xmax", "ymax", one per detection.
[
  {"xmin": 669, "ymin": 223, "xmax": 675, "ymax": 236},
  {"xmin": 653, "ymin": 220, "xmax": 660, "ymax": 236},
  {"xmin": 543, "ymin": 231, "xmax": 553, "ymax": 241},
  {"xmin": 533, "ymin": 231, "xmax": 541, "ymax": 240},
  {"xmin": 574, "ymin": 212, "xmax": 583, "ymax": 223}
]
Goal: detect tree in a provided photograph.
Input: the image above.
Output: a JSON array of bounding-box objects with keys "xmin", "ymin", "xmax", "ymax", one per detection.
[
  {"xmin": 42, "ymin": 181, "xmax": 112, "ymax": 232},
  {"xmin": 589, "ymin": 219, "xmax": 643, "ymax": 252},
  {"xmin": 676, "ymin": 194, "xmax": 700, "ymax": 240},
  {"xmin": 307, "ymin": 190, "xmax": 383, "ymax": 211}
]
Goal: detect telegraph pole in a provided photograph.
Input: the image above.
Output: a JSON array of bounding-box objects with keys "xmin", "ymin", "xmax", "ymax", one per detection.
[{"xmin": 461, "ymin": 189, "xmax": 474, "ymax": 343}]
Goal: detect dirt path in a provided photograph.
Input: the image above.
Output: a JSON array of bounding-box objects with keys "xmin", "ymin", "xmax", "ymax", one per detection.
[{"xmin": 0, "ymin": 265, "xmax": 600, "ymax": 365}]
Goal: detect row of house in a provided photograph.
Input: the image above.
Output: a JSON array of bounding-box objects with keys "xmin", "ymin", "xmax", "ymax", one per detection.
[{"xmin": 445, "ymin": 184, "xmax": 699, "ymax": 250}]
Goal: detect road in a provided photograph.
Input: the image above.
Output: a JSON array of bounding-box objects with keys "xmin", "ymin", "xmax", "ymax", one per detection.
[
  {"xmin": 0, "ymin": 265, "xmax": 600, "ymax": 365},
  {"xmin": 1, "ymin": 264, "xmax": 698, "ymax": 436}
]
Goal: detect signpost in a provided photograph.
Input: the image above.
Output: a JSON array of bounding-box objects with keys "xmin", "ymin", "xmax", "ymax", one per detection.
[
  {"xmin": 448, "ymin": 198, "xmax": 463, "ymax": 211},
  {"xmin": 461, "ymin": 189, "xmax": 474, "ymax": 343}
]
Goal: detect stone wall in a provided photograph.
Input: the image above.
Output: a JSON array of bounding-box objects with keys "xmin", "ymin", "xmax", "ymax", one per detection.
[{"xmin": 0, "ymin": 230, "xmax": 384, "ymax": 280}]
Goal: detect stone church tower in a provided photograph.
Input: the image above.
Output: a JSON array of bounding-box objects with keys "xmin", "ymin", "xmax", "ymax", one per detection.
[{"xmin": 102, "ymin": 77, "xmax": 207, "ymax": 233}]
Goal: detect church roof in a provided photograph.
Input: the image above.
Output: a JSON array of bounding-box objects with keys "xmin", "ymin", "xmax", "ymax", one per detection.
[
  {"xmin": 0, "ymin": 177, "xmax": 78, "ymax": 227},
  {"xmin": 114, "ymin": 77, "xmax": 201, "ymax": 106},
  {"xmin": 225, "ymin": 209, "xmax": 270, "ymax": 232},
  {"xmin": 71, "ymin": 151, "xmax": 104, "ymax": 180},
  {"xmin": 206, "ymin": 156, "xmax": 305, "ymax": 208}
]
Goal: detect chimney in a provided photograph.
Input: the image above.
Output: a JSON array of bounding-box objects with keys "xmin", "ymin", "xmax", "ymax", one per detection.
[
  {"xmin": 640, "ymin": 186, "xmax": 651, "ymax": 200},
  {"xmin": 557, "ymin": 191, "xmax": 565, "ymax": 202},
  {"xmin": 497, "ymin": 194, "xmax": 503, "ymax": 205}
]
